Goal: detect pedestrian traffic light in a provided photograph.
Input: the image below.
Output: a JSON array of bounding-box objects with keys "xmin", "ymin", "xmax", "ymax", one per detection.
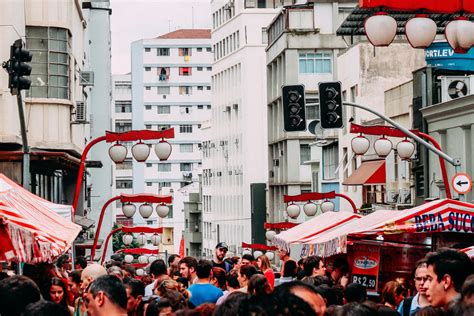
[
  {"xmin": 2, "ymin": 39, "xmax": 32, "ymax": 95},
  {"xmin": 319, "ymin": 81, "xmax": 343, "ymax": 129},
  {"xmin": 282, "ymin": 84, "xmax": 306, "ymax": 132}
]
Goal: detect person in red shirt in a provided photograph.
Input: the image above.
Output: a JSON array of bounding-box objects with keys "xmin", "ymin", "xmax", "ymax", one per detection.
[{"xmin": 257, "ymin": 255, "xmax": 275, "ymax": 289}]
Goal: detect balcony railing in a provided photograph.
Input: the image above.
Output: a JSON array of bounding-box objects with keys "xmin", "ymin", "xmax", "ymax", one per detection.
[{"xmin": 267, "ymin": 4, "xmax": 315, "ymax": 45}]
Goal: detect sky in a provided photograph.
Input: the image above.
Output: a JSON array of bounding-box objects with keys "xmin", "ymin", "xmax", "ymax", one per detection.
[{"xmin": 110, "ymin": 0, "xmax": 211, "ymax": 74}]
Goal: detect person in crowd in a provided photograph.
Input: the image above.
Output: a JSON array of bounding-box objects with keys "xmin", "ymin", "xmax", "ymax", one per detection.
[
  {"xmin": 382, "ymin": 280, "xmax": 406, "ymax": 310},
  {"xmin": 274, "ymin": 280, "xmax": 327, "ymax": 316},
  {"xmin": 211, "ymin": 267, "xmax": 227, "ymax": 291},
  {"xmin": 214, "ymin": 292, "xmax": 248, "ymax": 316},
  {"xmin": 398, "ymin": 259, "xmax": 431, "ymax": 316},
  {"xmin": 462, "ymin": 274, "xmax": 474, "ymax": 308},
  {"xmin": 278, "ymin": 249, "xmax": 292, "ymax": 274},
  {"xmin": 212, "ymin": 242, "xmax": 232, "ymax": 273},
  {"xmin": 179, "ymin": 256, "xmax": 198, "ymax": 284},
  {"xmin": 248, "ymin": 274, "xmax": 272, "ymax": 296},
  {"xmin": 329, "ymin": 257, "xmax": 350, "ymax": 287},
  {"xmin": 238, "ymin": 264, "xmax": 258, "ymax": 293},
  {"xmin": 303, "ymin": 255, "xmax": 327, "ymax": 281},
  {"xmin": 144, "ymin": 259, "xmax": 169, "ymax": 297},
  {"xmin": 77, "ymin": 263, "xmax": 107, "ymax": 316},
  {"xmin": 315, "ymin": 284, "xmax": 340, "ymax": 307},
  {"xmin": 296, "ymin": 258, "xmax": 306, "ymax": 280},
  {"xmin": 123, "ymin": 265, "xmax": 136, "ymax": 279},
  {"xmin": 107, "ymin": 265, "xmax": 125, "ymax": 281},
  {"xmin": 333, "ymin": 302, "xmax": 377, "ymax": 316},
  {"xmin": 23, "ymin": 300, "xmax": 71, "ymax": 316},
  {"xmin": 423, "ymin": 248, "xmax": 473, "ymax": 310},
  {"xmin": 412, "ymin": 306, "xmax": 447, "ymax": 316},
  {"xmin": 256, "ymin": 254, "xmax": 275, "ymax": 289},
  {"xmin": 191, "ymin": 303, "xmax": 216, "ymax": 315},
  {"xmin": 343, "ymin": 283, "xmax": 367, "ymax": 304},
  {"xmin": 68, "ymin": 270, "xmax": 82, "ymax": 300},
  {"xmin": 85, "ymin": 275, "xmax": 128, "ymax": 316},
  {"xmin": 145, "ymin": 298, "xmax": 174, "ymax": 316},
  {"xmin": 155, "ymin": 278, "xmax": 190, "ymax": 302},
  {"xmin": 240, "ymin": 253, "xmax": 255, "ymax": 266},
  {"xmin": 74, "ymin": 256, "xmax": 87, "ymax": 271},
  {"xmin": 124, "ymin": 278, "xmax": 144, "ymax": 316},
  {"xmin": 187, "ymin": 259, "xmax": 223, "ymax": 307},
  {"xmin": 216, "ymin": 270, "xmax": 241, "ymax": 305},
  {"xmin": 47, "ymin": 277, "xmax": 74, "ymax": 315},
  {"xmin": 56, "ymin": 254, "xmax": 71, "ymax": 279},
  {"xmin": 168, "ymin": 254, "xmax": 181, "ymax": 276},
  {"xmin": 0, "ymin": 275, "xmax": 41, "ymax": 316},
  {"xmin": 275, "ymin": 259, "xmax": 298, "ymax": 286}
]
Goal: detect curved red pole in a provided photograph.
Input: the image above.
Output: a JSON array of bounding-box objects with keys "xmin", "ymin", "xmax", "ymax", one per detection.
[
  {"xmin": 334, "ymin": 193, "xmax": 358, "ymax": 214},
  {"xmin": 100, "ymin": 227, "xmax": 122, "ymax": 265},
  {"xmin": 90, "ymin": 195, "xmax": 121, "ymax": 260}
]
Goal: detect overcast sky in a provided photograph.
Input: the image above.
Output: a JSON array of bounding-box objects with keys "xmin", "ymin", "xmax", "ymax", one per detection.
[{"xmin": 110, "ymin": 0, "xmax": 211, "ymax": 74}]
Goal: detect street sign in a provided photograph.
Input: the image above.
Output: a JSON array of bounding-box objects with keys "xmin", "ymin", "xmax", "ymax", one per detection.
[{"xmin": 451, "ymin": 173, "xmax": 472, "ymax": 195}]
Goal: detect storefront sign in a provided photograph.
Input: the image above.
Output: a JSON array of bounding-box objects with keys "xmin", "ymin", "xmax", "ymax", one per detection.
[
  {"xmin": 351, "ymin": 243, "xmax": 381, "ymax": 291},
  {"xmin": 414, "ymin": 211, "xmax": 474, "ymax": 233},
  {"xmin": 425, "ymin": 42, "xmax": 474, "ymax": 72}
]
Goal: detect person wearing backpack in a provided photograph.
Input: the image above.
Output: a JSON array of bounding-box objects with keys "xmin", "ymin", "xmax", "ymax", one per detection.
[{"xmin": 398, "ymin": 259, "xmax": 431, "ymax": 315}]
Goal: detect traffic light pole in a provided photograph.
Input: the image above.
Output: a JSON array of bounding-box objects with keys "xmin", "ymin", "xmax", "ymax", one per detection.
[{"xmin": 16, "ymin": 92, "xmax": 30, "ymax": 189}]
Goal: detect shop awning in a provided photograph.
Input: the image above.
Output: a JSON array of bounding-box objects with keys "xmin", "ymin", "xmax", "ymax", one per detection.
[
  {"xmin": 0, "ymin": 174, "xmax": 81, "ymax": 263},
  {"xmin": 272, "ymin": 211, "xmax": 362, "ymax": 251},
  {"xmin": 461, "ymin": 246, "xmax": 474, "ymax": 258},
  {"xmin": 342, "ymin": 160, "xmax": 386, "ymax": 186}
]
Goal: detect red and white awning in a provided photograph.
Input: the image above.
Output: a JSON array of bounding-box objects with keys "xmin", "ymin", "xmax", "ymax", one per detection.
[
  {"xmin": 461, "ymin": 246, "xmax": 474, "ymax": 258},
  {"xmin": 0, "ymin": 174, "xmax": 81, "ymax": 263}
]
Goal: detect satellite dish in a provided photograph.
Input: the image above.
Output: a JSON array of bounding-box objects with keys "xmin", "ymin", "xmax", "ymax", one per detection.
[
  {"xmin": 448, "ymin": 80, "xmax": 468, "ymax": 99},
  {"xmin": 308, "ymin": 120, "xmax": 321, "ymax": 135}
]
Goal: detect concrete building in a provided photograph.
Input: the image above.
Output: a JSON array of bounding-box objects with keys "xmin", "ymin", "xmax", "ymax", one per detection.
[{"xmin": 130, "ymin": 29, "xmax": 212, "ymax": 254}]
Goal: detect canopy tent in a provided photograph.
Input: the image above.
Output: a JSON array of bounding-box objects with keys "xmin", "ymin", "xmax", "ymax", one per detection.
[
  {"xmin": 0, "ymin": 174, "xmax": 81, "ymax": 263},
  {"xmin": 461, "ymin": 246, "xmax": 474, "ymax": 258},
  {"xmin": 302, "ymin": 199, "xmax": 474, "ymax": 257},
  {"xmin": 272, "ymin": 211, "xmax": 362, "ymax": 251}
]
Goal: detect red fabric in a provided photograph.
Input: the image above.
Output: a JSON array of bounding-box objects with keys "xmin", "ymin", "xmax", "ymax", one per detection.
[
  {"xmin": 120, "ymin": 193, "xmax": 172, "ymax": 204},
  {"xmin": 264, "ymin": 222, "xmax": 299, "ymax": 230},
  {"xmin": 241, "ymin": 243, "xmax": 277, "ymax": 251},
  {"xmin": 179, "ymin": 235, "xmax": 185, "ymax": 258},
  {"xmin": 264, "ymin": 269, "xmax": 275, "ymax": 289},
  {"xmin": 360, "ymin": 0, "xmax": 473, "ymax": 14},
  {"xmin": 117, "ymin": 248, "xmax": 159, "ymax": 254},
  {"xmin": 284, "ymin": 191, "xmax": 336, "ymax": 203},
  {"xmin": 105, "ymin": 129, "xmax": 174, "ymax": 143},
  {"xmin": 122, "ymin": 226, "xmax": 163, "ymax": 234}
]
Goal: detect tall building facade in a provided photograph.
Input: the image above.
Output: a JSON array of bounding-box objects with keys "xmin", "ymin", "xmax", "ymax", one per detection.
[{"xmin": 130, "ymin": 30, "xmax": 212, "ymax": 254}]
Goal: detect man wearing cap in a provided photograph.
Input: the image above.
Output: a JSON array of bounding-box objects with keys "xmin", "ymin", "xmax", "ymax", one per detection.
[{"xmin": 213, "ymin": 242, "xmax": 233, "ymax": 273}]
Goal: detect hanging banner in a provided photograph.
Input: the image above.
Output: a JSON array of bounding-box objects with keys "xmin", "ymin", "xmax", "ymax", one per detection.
[{"xmin": 351, "ymin": 243, "xmax": 381, "ymax": 292}]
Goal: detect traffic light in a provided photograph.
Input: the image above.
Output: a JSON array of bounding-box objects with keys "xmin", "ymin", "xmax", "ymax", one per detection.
[
  {"xmin": 319, "ymin": 81, "xmax": 343, "ymax": 129},
  {"xmin": 282, "ymin": 84, "xmax": 306, "ymax": 132},
  {"xmin": 2, "ymin": 39, "xmax": 32, "ymax": 95}
]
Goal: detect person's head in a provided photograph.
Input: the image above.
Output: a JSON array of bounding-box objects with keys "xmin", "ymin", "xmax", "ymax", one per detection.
[
  {"xmin": 75, "ymin": 256, "xmax": 88, "ymax": 270},
  {"xmin": 168, "ymin": 254, "xmax": 181, "ymax": 267},
  {"xmin": 241, "ymin": 254, "xmax": 255, "ymax": 266},
  {"xmin": 411, "ymin": 306, "xmax": 448, "ymax": 316},
  {"xmin": 149, "ymin": 259, "xmax": 167, "ymax": 279},
  {"xmin": 22, "ymin": 300, "xmax": 70, "ymax": 316},
  {"xmin": 196, "ymin": 259, "xmax": 213, "ymax": 279},
  {"xmin": 80, "ymin": 263, "xmax": 107, "ymax": 292},
  {"xmin": 304, "ymin": 256, "xmax": 326, "ymax": 277},
  {"xmin": 107, "ymin": 265, "xmax": 124, "ymax": 281},
  {"xmin": 462, "ymin": 274, "xmax": 474, "ymax": 308},
  {"xmin": 333, "ymin": 302, "xmax": 377, "ymax": 316},
  {"xmin": 215, "ymin": 242, "xmax": 229, "ymax": 262},
  {"xmin": 85, "ymin": 275, "xmax": 127, "ymax": 316},
  {"xmin": 226, "ymin": 270, "xmax": 240, "ymax": 290},
  {"xmin": 213, "ymin": 291, "xmax": 248, "ymax": 316},
  {"xmin": 278, "ymin": 248, "xmax": 290, "ymax": 261},
  {"xmin": 344, "ymin": 283, "xmax": 367, "ymax": 303},
  {"xmin": 211, "ymin": 267, "xmax": 227, "ymax": 290},
  {"xmin": 256, "ymin": 255, "xmax": 271, "ymax": 272},
  {"xmin": 56, "ymin": 254, "xmax": 71, "ymax": 270},
  {"xmin": 424, "ymin": 248, "xmax": 473, "ymax": 307},
  {"xmin": 48, "ymin": 277, "xmax": 68, "ymax": 307},
  {"xmin": 248, "ymin": 274, "xmax": 272, "ymax": 296},
  {"xmin": 381, "ymin": 281, "xmax": 406, "ymax": 308},
  {"xmin": 145, "ymin": 298, "xmax": 173, "ymax": 316},
  {"xmin": 68, "ymin": 270, "xmax": 82, "ymax": 298},
  {"xmin": 238, "ymin": 264, "xmax": 258, "ymax": 288},
  {"xmin": 275, "ymin": 280, "xmax": 327, "ymax": 316},
  {"xmin": 413, "ymin": 258, "xmax": 429, "ymax": 297},
  {"xmin": 124, "ymin": 278, "xmax": 145, "ymax": 314},
  {"xmin": 282, "ymin": 259, "xmax": 298, "ymax": 278},
  {"xmin": 123, "ymin": 265, "xmax": 136, "ymax": 279},
  {"xmin": 178, "ymin": 256, "xmax": 198, "ymax": 281},
  {"xmin": 330, "ymin": 257, "xmax": 349, "ymax": 278},
  {"xmin": 0, "ymin": 275, "xmax": 41, "ymax": 316}
]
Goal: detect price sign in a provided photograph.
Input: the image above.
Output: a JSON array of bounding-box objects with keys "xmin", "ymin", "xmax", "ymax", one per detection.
[
  {"xmin": 351, "ymin": 243, "xmax": 381, "ymax": 292},
  {"xmin": 352, "ymin": 274, "xmax": 377, "ymax": 290}
]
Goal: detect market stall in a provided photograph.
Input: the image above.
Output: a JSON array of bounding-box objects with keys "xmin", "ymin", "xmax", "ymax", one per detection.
[{"xmin": 0, "ymin": 174, "xmax": 81, "ymax": 263}]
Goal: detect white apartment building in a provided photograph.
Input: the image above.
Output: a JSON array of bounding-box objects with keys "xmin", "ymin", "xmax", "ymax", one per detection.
[{"xmin": 130, "ymin": 30, "xmax": 212, "ymax": 254}]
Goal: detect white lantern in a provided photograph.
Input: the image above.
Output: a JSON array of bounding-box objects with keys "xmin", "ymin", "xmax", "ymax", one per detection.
[
  {"xmin": 131, "ymin": 141, "xmax": 150, "ymax": 162},
  {"xmin": 148, "ymin": 255, "xmax": 158, "ymax": 263},
  {"xmin": 156, "ymin": 204, "xmax": 170, "ymax": 218},
  {"xmin": 124, "ymin": 254, "xmax": 134, "ymax": 263},
  {"xmin": 286, "ymin": 203, "xmax": 300, "ymax": 219},
  {"xmin": 374, "ymin": 137, "xmax": 393, "ymax": 158},
  {"xmin": 405, "ymin": 15, "xmax": 437, "ymax": 49},
  {"xmin": 351, "ymin": 135, "xmax": 370, "ymax": 156},
  {"xmin": 445, "ymin": 17, "xmax": 474, "ymax": 54},
  {"xmin": 265, "ymin": 251, "xmax": 275, "ymax": 261},
  {"xmin": 253, "ymin": 250, "xmax": 263, "ymax": 258},
  {"xmin": 303, "ymin": 202, "xmax": 318, "ymax": 217},
  {"xmin": 122, "ymin": 202, "xmax": 136, "ymax": 218},
  {"xmin": 321, "ymin": 200, "xmax": 335, "ymax": 213},
  {"xmin": 154, "ymin": 140, "xmax": 172, "ymax": 161},
  {"xmin": 150, "ymin": 233, "xmax": 161, "ymax": 246},
  {"xmin": 364, "ymin": 12, "xmax": 397, "ymax": 47},
  {"xmin": 122, "ymin": 234, "xmax": 134, "ymax": 245},
  {"xmin": 136, "ymin": 268, "xmax": 145, "ymax": 276},
  {"xmin": 108, "ymin": 143, "xmax": 127, "ymax": 163},
  {"xmin": 265, "ymin": 230, "xmax": 277, "ymax": 242},
  {"xmin": 137, "ymin": 233, "xmax": 147, "ymax": 246},
  {"xmin": 396, "ymin": 139, "xmax": 415, "ymax": 160},
  {"xmin": 242, "ymin": 249, "xmax": 252, "ymax": 256},
  {"xmin": 138, "ymin": 255, "xmax": 148, "ymax": 264},
  {"xmin": 139, "ymin": 203, "xmax": 153, "ymax": 218}
]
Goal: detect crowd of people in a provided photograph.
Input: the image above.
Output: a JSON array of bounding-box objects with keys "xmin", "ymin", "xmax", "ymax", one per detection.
[{"xmin": 0, "ymin": 243, "xmax": 473, "ymax": 316}]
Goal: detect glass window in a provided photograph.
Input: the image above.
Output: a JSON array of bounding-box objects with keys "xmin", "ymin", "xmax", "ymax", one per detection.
[
  {"xmin": 115, "ymin": 158, "xmax": 132, "ymax": 170},
  {"xmin": 207, "ymin": 86, "xmax": 211, "ymax": 90},
  {"xmin": 299, "ymin": 52, "xmax": 332, "ymax": 74},
  {"xmin": 197, "ymin": 67, "xmax": 203, "ymax": 71},
  {"xmin": 115, "ymin": 81, "xmax": 131, "ymax": 94},
  {"xmin": 180, "ymin": 144, "xmax": 193, "ymax": 152},
  {"xmin": 158, "ymin": 163, "xmax": 171, "ymax": 172},
  {"xmin": 300, "ymin": 144, "xmax": 311, "ymax": 165},
  {"xmin": 116, "ymin": 180, "xmax": 133, "ymax": 189},
  {"xmin": 145, "ymin": 124, "xmax": 152, "ymax": 129},
  {"xmin": 179, "ymin": 86, "xmax": 192, "ymax": 95},
  {"xmin": 207, "ymin": 67, "xmax": 212, "ymax": 71},
  {"xmin": 179, "ymin": 67, "xmax": 192, "ymax": 76},
  {"xmin": 323, "ymin": 143, "xmax": 339, "ymax": 180},
  {"xmin": 145, "ymin": 86, "xmax": 151, "ymax": 90},
  {"xmin": 157, "ymin": 86, "xmax": 170, "ymax": 94},
  {"xmin": 179, "ymin": 48, "xmax": 192, "ymax": 56},
  {"xmin": 115, "ymin": 100, "xmax": 132, "ymax": 113},
  {"xmin": 198, "ymin": 86, "xmax": 203, "ymax": 91},
  {"xmin": 197, "ymin": 47, "xmax": 203, "ymax": 52},
  {"xmin": 157, "ymin": 48, "xmax": 169, "ymax": 56},
  {"xmin": 145, "ymin": 105, "xmax": 152, "ymax": 110},
  {"xmin": 159, "ymin": 182, "xmax": 171, "ymax": 188},
  {"xmin": 157, "ymin": 105, "xmax": 170, "ymax": 114},
  {"xmin": 115, "ymin": 122, "xmax": 132, "ymax": 133},
  {"xmin": 207, "ymin": 105, "xmax": 211, "ymax": 109},
  {"xmin": 157, "ymin": 124, "xmax": 171, "ymax": 130},
  {"xmin": 180, "ymin": 163, "xmax": 192, "ymax": 171},
  {"xmin": 145, "ymin": 67, "xmax": 151, "ymax": 71},
  {"xmin": 180, "ymin": 125, "xmax": 193, "ymax": 133},
  {"xmin": 206, "ymin": 47, "xmax": 212, "ymax": 52},
  {"xmin": 197, "ymin": 105, "xmax": 203, "ymax": 109},
  {"xmin": 145, "ymin": 47, "xmax": 151, "ymax": 52}
]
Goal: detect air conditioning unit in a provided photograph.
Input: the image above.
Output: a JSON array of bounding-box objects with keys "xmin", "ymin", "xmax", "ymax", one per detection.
[
  {"xmin": 79, "ymin": 71, "xmax": 94, "ymax": 86},
  {"xmin": 440, "ymin": 75, "xmax": 474, "ymax": 102},
  {"xmin": 75, "ymin": 101, "xmax": 87, "ymax": 122}
]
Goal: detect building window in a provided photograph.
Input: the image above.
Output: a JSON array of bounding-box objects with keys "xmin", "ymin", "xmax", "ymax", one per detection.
[
  {"xmin": 115, "ymin": 122, "xmax": 132, "ymax": 133},
  {"xmin": 145, "ymin": 105, "xmax": 152, "ymax": 110},
  {"xmin": 197, "ymin": 86, "xmax": 203, "ymax": 91},
  {"xmin": 157, "ymin": 105, "xmax": 170, "ymax": 114},
  {"xmin": 158, "ymin": 163, "xmax": 171, "ymax": 172},
  {"xmin": 206, "ymin": 47, "xmax": 212, "ymax": 52},
  {"xmin": 115, "ymin": 158, "xmax": 132, "ymax": 170},
  {"xmin": 145, "ymin": 67, "xmax": 151, "ymax": 71},
  {"xmin": 323, "ymin": 143, "xmax": 338, "ymax": 180},
  {"xmin": 115, "ymin": 100, "xmax": 132, "ymax": 113},
  {"xmin": 206, "ymin": 86, "xmax": 211, "ymax": 90},
  {"xmin": 197, "ymin": 47, "xmax": 203, "ymax": 52},
  {"xmin": 179, "ymin": 86, "xmax": 192, "ymax": 95},
  {"xmin": 207, "ymin": 67, "xmax": 212, "ymax": 71},
  {"xmin": 180, "ymin": 144, "xmax": 193, "ymax": 152},
  {"xmin": 26, "ymin": 26, "xmax": 70, "ymax": 99},
  {"xmin": 157, "ymin": 48, "xmax": 169, "ymax": 56},
  {"xmin": 145, "ymin": 124, "xmax": 152, "ymax": 129},
  {"xmin": 299, "ymin": 52, "xmax": 332, "ymax": 74},
  {"xmin": 145, "ymin": 86, "xmax": 151, "ymax": 90},
  {"xmin": 179, "ymin": 48, "xmax": 192, "ymax": 56},
  {"xmin": 300, "ymin": 144, "xmax": 311, "ymax": 165},
  {"xmin": 180, "ymin": 125, "xmax": 193, "ymax": 133},
  {"xmin": 207, "ymin": 105, "xmax": 211, "ymax": 109},
  {"xmin": 159, "ymin": 182, "xmax": 171, "ymax": 188},
  {"xmin": 157, "ymin": 86, "xmax": 170, "ymax": 94},
  {"xmin": 115, "ymin": 81, "xmax": 131, "ymax": 94},
  {"xmin": 145, "ymin": 47, "xmax": 151, "ymax": 52},
  {"xmin": 116, "ymin": 179, "xmax": 133, "ymax": 189},
  {"xmin": 157, "ymin": 124, "xmax": 171, "ymax": 130},
  {"xmin": 197, "ymin": 105, "xmax": 204, "ymax": 109},
  {"xmin": 179, "ymin": 67, "xmax": 192, "ymax": 76},
  {"xmin": 180, "ymin": 163, "xmax": 192, "ymax": 171},
  {"xmin": 146, "ymin": 163, "xmax": 152, "ymax": 168},
  {"xmin": 197, "ymin": 67, "xmax": 203, "ymax": 71}
]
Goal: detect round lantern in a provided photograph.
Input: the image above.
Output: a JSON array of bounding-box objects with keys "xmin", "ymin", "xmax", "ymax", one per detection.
[
  {"xmin": 131, "ymin": 141, "xmax": 150, "ymax": 162},
  {"xmin": 122, "ymin": 234, "xmax": 134, "ymax": 245},
  {"xmin": 108, "ymin": 143, "xmax": 127, "ymax": 163},
  {"xmin": 351, "ymin": 134, "xmax": 370, "ymax": 156},
  {"xmin": 254, "ymin": 250, "xmax": 263, "ymax": 258},
  {"xmin": 122, "ymin": 202, "xmax": 136, "ymax": 218},
  {"xmin": 303, "ymin": 201, "xmax": 318, "ymax": 216},
  {"xmin": 405, "ymin": 15, "xmax": 437, "ymax": 49},
  {"xmin": 445, "ymin": 17, "xmax": 474, "ymax": 54},
  {"xmin": 138, "ymin": 255, "xmax": 148, "ymax": 264},
  {"xmin": 396, "ymin": 138, "xmax": 415, "ymax": 160},
  {"xmin": 265, "ymin": 230, "xmax": 277, "ymax": 242},
  {"xmin": 242, "ymin": 249, "xmax": 252, "ymax": 256},
  {"xmin": 374, "ymin": 137, "xmax": 393, "ymax": 158},
  {"xmin": 148, "ymin": 255, "xmax": 158, "ymax": 263},
  {"xmin": 156, "ymin": 204, "xmax": 170, "ymax": 218},
  {"xmin": 364, "ymin": 12, "xmax": 397, "ymax": 47},
  {"xmin": 150, "ymin": 233, "xmax": 161, "ymax": 246},
  {"xmin": 265, "ymin": 251, "xmax": 275, "ymax": 261},
  {"xmin": 139, "ymin": 203, "xmax": 153, "ymax": 218},
  {"xmin": 286, "ymin": 203, "xmax": 300, "ymax": 219},
  {"xmin": 321, "ymin": 200, "xmax": 335, "ymax": 213},
  {"xmin": 136, "ymin": 268, "xmax": 145, "ymax": 276},
  {"xmin": 124, "ymin": 254, "xmax": 134, "ymax": 263},
  {"xmin": 154, "ymin": 140, "xmax": 172, "ymax": 161},
  {"xmin": 137, "ymin": 233, "xmax": 147, "ymax": 246}
]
